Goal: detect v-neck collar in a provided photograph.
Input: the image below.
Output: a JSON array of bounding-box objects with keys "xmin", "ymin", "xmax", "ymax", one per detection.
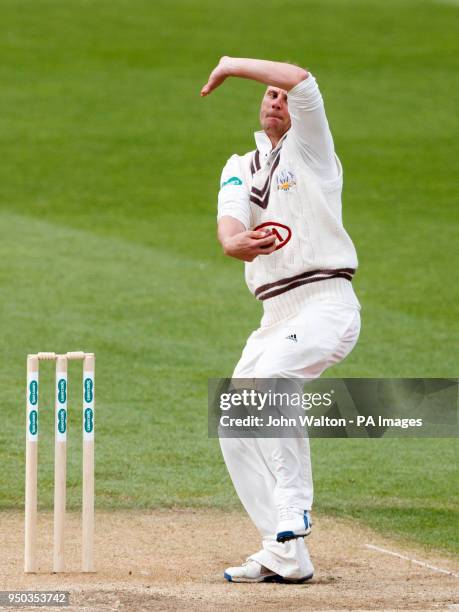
[{"xmin": 254, "ymin": 130, "xmax": 289, "ymax": 160}]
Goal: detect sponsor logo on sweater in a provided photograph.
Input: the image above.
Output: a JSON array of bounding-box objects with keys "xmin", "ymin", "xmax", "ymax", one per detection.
[
  {"xmin": 254, "ymin": 221, "xmax": 292, "ymax": 251},
  {"xmin": 221, "ymin": 176, "xmax": 243, "ymax": 187}
]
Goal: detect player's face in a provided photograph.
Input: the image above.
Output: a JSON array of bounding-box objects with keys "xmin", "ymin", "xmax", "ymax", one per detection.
[{"xmin": 260, "ymin": 87, "xmax": 291, "ymax": 141}]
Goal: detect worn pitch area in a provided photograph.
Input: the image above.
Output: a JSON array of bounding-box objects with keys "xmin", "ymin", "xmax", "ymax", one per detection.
[{"xmin": 1, "ymin": 510, "xmax": 457, "ymax": 611}]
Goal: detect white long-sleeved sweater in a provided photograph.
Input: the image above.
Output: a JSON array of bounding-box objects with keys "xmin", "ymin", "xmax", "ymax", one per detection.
[{"xmin": 217, "ymin": 75, "xmax": 360, "ymax": 324}]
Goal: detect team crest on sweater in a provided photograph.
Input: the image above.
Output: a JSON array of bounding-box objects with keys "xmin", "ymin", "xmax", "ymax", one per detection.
[{"xmin": 277, "ymin": 169, "xmax": 296, "ymax": 192}]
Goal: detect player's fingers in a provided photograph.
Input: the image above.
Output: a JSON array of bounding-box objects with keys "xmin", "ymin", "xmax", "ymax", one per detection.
[
  {"xmin": 200, "ymin": 68, "xmax": 227, "ymax": 96},
  {"xmin": 201, "ymin": 79, "xmax": 216, "ymax": 96},
  {"xmin": 257, "ymin": 246, "xmax": 276, "ymax": 255},
  {"xmin": 249, "ymin": 230, "xmax": 272, "ymax": 239},
  {"xmin": 254, "ymin": 233, "xmax": 276, "ymax": 247},
  {"xmin": 200, "ymin": 73, "xmax": 216, "ymax": 96},
  {"xmin": 257, "ymin": 243, "xmax": 277, "ymax": 255}
]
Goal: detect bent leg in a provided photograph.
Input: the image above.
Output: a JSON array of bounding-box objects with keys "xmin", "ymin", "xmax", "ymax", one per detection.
[
  {"xmin": 220, "ymin": 301, "xmax": 360, "ymax": 580},
  {"xmin": 249, "ymin": 302, "xmax": 360, "ymax": 576}
]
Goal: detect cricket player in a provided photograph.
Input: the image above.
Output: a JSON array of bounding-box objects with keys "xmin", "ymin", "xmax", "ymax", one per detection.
[{"xmin": 201, "ymin": 57, "xmax": 361, "ymax": 583}]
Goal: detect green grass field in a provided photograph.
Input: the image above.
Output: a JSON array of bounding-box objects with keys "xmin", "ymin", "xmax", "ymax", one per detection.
[{"xmin": 0, "ymin": 0, "xmax": 457, "ymax": 554}]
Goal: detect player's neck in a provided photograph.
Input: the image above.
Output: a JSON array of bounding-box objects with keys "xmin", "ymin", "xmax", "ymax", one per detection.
[{"xmin": 265, "ymin": 129, "xmax": 287, "ymax": 150}]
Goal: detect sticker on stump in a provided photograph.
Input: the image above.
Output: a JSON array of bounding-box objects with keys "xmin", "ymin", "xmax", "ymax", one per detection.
[
  {"xmin": 29, "ymin": 380, "xmax": 38, "ymax": 406},
  {"xmin": 84, "ymin": 378, "xmax": 94, "ymax": 403},
  {"xmin": 83, "ymin": 374, "xmax": 94, "ymax": 441},
  {"xmin": 56, "ymin": 376, "xmax": 67, "ymax": 441},
  {"xmin": 57, "ymin": 379, "xmax": 67, "ymax": 404},
  {"xmin": 84, "ymin": 408, "xmax": 94, "ymax": 433},
  {"xmin": 57, "ymin": 408, "xmax": 67, "ymax": 434},
  {"xmin": 29, "ymin": 410, "xmax": 38, "ymax": 436},
  {"xmin": 27, "ymin": 377, "xmax": 39, "ymax": 441}
]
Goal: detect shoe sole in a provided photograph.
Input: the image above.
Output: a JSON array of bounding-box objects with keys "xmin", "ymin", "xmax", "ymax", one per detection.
[
  {"xmin": 276, "ymin": 529, "xmax": 312, "ymax": 543},
  {"xmin": 224, "ymin": 571, "xmax": 276, "ymax": 583},
  {"xmin": 224, "ymin": 571, "xmax": 313, "ymax": 584}
]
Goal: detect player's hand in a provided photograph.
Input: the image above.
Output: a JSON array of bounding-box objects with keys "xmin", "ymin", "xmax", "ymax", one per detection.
[
  {"xmin": 200, "ymin": 56, "xmax": 232, "ymax": 96},
  {"xmin": 222, "ymin": 230, "xmax": 277, "ymax": 262}
]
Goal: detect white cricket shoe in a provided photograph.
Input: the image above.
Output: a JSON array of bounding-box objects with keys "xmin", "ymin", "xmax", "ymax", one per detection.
[
  {"xmin": 224, "ymin": 560, "xmax": 277, "ymax": 583},
  {"xmin": 276, "ymin": 508, "xmax": 312, "ymax": 543},
  {"xmin": 224, "ymin": 559, "xmax": 313, "ymax": 584}
]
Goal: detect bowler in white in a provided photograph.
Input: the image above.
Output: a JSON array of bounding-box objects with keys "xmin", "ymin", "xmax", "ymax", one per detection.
[{"xmin": 201, "ymin": 57, "xmax": 361, "ymax": 584}]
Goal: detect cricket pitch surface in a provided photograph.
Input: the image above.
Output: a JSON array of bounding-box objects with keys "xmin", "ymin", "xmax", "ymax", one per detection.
[{"xmin": 1, "ymin": 510, "xmax": 457, "ymax": 611}]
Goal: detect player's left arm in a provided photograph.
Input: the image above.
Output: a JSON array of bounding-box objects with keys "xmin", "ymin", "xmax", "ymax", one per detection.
[
  {"xmin": 201, "ymin": 57, "xmax": 337, "ymax": 180},
  {"xmin": 201, "ymin": 56, "xmax": 307, "ymax": 96}
]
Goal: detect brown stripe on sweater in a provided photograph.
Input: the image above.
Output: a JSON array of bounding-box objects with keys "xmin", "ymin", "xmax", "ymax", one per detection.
[
  {"xmin": 251, "ymin": 175, "xmax": 271, "ymax": 197},
  {"xmin": 250, "ymin": 150, "xmax": 261, "ymax": 177},
  {"xmin": 254, "ymin": 149, "xmax": 261, "ymax": 171},
  {"xmin": 254, "ymin": 267, "xmax": 356, "ymax": 298},
  {"xmin": 257, "ymin": 272, "xmax": 355, "ymax": 301},
  {"xmin": 250, "ymin": 153, "xmax": 281, "ymax": 209}
]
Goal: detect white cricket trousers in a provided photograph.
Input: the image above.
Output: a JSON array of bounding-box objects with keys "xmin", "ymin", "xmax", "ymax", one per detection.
[{"xmin": 220, "ymin": 297, "xmax": 361, "ymax": 579}]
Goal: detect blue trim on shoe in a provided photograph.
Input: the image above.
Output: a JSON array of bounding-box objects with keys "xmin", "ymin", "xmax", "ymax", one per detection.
[
  {"xmin": 224, "ymin": 571, "xmax": 313, "ymax": 584},
  {"xmin": 264, "ymin": 572, "xmax": 314, "ymax": 584},
  {"xmin": 276, "ymin": 530, "xmax": 296, "ymax": 542},
  {"xmin": 304, "ymin": 511, "xmax": 312, "ymax": 531}
]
